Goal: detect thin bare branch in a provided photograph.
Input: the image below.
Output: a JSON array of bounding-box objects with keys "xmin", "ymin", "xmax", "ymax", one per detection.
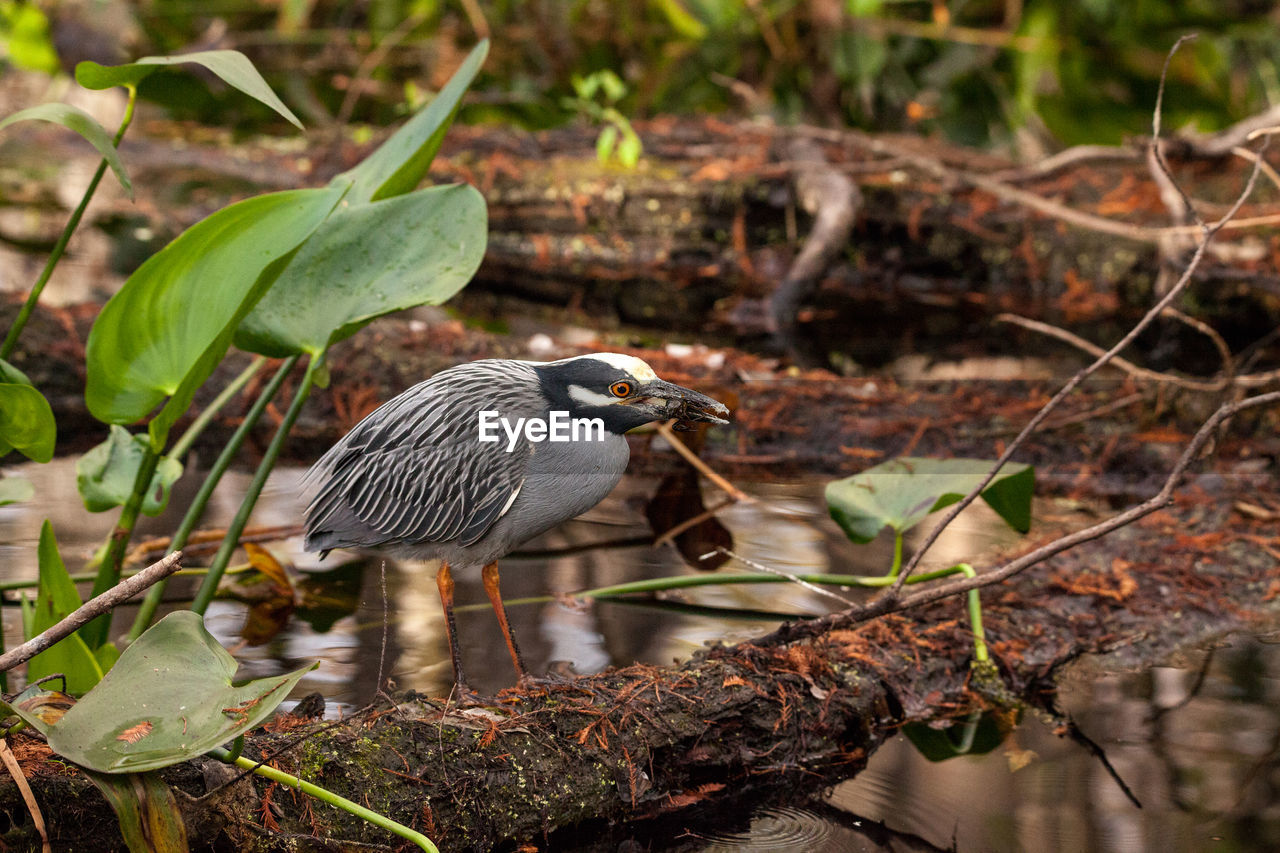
[
  {"xmin": 0, "ymin": 552, "xmax": 183, "ymax": 673},
  {"xmin": 703, "ymin": 546, "xmax": 857, "ymax": 608},
  {"xmin": 655, "ymin": 421, "xmax": 753, "ymax": 504},
  {"xmin": 0, "ymin": 739, "xmax": 48, "ymax": 853}
]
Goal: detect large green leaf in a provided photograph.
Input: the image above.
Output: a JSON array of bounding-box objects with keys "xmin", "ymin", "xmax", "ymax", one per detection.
[
  {"xmin": 84, "ymin": 186, "xmax": 345, "ymax": 445},
  {"xmin": 0, "ymin": 103, "xmax": 131, "ymax": 195},
  {"xmin": 235, "ymin": 184, "xmax": 488, "ymax": 357},
  {"xmin": 0, "ymin": 382, "xmax": 55, "ymax": 462},
  {"xmin": 76, "ymin": 50, "xmax": 302, "ymax": 129},
  {"xmin": 25, "ymin": 522, "xmax": 110, "ymax": 694},
  {"xmin": 336, "ymin": 39, "xmax": 488, "ymax": 204},
  {"xmin": 826, "ymin": 457, "xmax": 1034, "ymax": 544},
  {"xmin": 35, "ymin": 611, "xmax": 315, "ymax": 773},
  {"xmin": 76, "ymin": 425, "xmax": 183, "ymax": 515}
]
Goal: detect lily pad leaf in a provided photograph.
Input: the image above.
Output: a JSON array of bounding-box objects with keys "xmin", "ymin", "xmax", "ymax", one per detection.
[
  {"xmin": 76, "ymin": 50, "xmax": 302, "ymax": 129},
  {"xmin": 235, "ymin": 183, "xmax": 487, "ymax": 357},
  {"xmin": 25, "ymin": 521, "xmax": 109, "ymax": 694},
  {"xmin": 826, "ymin": 457, "xmax": 1034, "ymax": 544},
  {"xmin": 336, "ymin": 39, "xmax": 487, "ymax": 204},
  {"xmin": 40, "ymin": 611, "xmax": 316, "ymax": 773},
  {"xmin": 84, "ymin": 186, "xmax": 345, "ymax": 445},
  {"xmin": 0, "ymin": 103, "xmax": 131, "ymax": 195},
  {"xmin": 0, "ymin": 382, "xmax": 55, "ymax": 462},
  {"xmin": 76, "ymin": 426, "xmax": 184, "ymax": 515}
]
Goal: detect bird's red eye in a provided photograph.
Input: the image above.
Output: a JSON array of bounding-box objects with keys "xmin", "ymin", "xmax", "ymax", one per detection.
[{"xmin": 610, "ymin": 381, "xmax": 634, "ymax": 398}]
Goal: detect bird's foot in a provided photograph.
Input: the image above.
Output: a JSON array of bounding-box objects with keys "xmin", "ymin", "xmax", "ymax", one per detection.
[{"xmin": 446, "ymin": 681, "xmax": 485, "ymax": 706}]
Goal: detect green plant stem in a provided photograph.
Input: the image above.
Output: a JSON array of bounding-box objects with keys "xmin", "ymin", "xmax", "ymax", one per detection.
[
  {"xmin": 208, "ymin": 746, "xmax": 438, "ymax": 852},
  {"xmin": 128, "ymin": 356, "xmax": 298, "ymax": 641},
  {"xmin": 459, "ymin": 563, "xmax": 991, "ymax": 662},
  {"xmin": 191, "ymin": 355, "xmax": 318, "ymax": 615},
  {"xmin": 166, "ymin": 356, "xmax": 266, "ymax": 462},
  {"xmin": 953, "ymin": 563, "xmax": 989, "ymax": 663},
  {"xmin": 81, "ymin": 439, "xmax": 159, "ymax": 649},
  {"xmin": 888, "ymin": 531, "xmax": 904, "ymax": 578},
  {"xmin": 0, "ymin": 86, "xmax": 137, "ymax": 361},
  {"xmin": 454, "ymin": 565, "xmax": 973, "ymax": 612}
]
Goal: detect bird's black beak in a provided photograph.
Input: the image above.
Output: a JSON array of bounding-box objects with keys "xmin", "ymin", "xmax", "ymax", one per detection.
[{"xmin": 634, "ymin": 379, "xmax": 730, "ymax": 425}]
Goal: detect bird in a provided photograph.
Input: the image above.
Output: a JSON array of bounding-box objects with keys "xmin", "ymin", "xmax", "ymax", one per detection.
[{"xmin": 301, "ymin": 353, "xmax": 729, "ymax": 693}]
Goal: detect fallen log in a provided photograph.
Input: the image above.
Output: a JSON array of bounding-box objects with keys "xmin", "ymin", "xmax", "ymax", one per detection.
[{"xmin": 5, "ymin": 117, "xmax": 1280, "ymax": 358}]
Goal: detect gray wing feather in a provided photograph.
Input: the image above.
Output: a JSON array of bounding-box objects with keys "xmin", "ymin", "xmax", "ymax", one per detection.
[{"xmin": 303, "ymin": 360, "xmax": 542, "ymax": 551}]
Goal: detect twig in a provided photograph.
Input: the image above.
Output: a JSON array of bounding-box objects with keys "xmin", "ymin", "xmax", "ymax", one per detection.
[
  {"xmin": 998, "ymin": 313, "xmax": 1280, "ymax": 391},
  {"xmin": 0, "ymin": 739, "xmax": 48, "ymax": 853},
  {"xmin": 882, "ymin": 36, "xmax": 1268, "ymax": 598},
  {"xmin": 987, "ymin": 144, "xmax": 1143, "ymax": 183},
  {"xmin": 702, "ymin": 546, "xmax": 856, "ymax": 608},
  {"xmin": 0, "ymin": 552, "xmax": 183, "ymax": 673},
  {"xmin": 334, "ymin": 11, "xmax": 428, "ymax": 127},
  {"xmin": 1160, "ymin": 307, "xmax": 1235, "ymax": 389},
  {"xmin": 652, "ymin": 496, "xmax": 737, "ymax": 548},
  {"xmin": 995, "ymin": 314, "xmax": 1220, "ymax": 391},
  {"xmin": 1230, "ymin": 145, "xmax": 1280, "ymax": 194},
  {"xmin": 655, "ymin": 421, "xmax": 753, "ymax": 504}
]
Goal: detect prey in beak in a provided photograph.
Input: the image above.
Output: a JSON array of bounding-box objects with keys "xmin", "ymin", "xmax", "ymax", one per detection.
[{"xmin": 631, "ymin": 379, "xmax": 730, "ymax": 428}]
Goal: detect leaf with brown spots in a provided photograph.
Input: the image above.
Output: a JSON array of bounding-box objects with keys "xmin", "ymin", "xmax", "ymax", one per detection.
[{"xmin": 116, "ymin": 721, "xmax": 153, "ymax": 744}]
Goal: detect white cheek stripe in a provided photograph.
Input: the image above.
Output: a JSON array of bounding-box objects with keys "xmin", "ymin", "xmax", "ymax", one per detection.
[{"xmin": 569, "ymin": 385, "xmax": 618, "ymax": 408}]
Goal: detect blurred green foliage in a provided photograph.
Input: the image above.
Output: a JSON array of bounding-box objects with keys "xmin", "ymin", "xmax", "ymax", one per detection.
[{"xmin": 8, "ymin": 0, "xmax": 1280, "ymax": 148}]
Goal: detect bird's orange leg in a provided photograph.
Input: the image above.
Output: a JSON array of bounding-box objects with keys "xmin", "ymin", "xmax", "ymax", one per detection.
[
  {"xmin": 435, "ymin": 561, "xmax": 472, "ymax": 696},
  {"xmin": 481, "ymin": 561, "xmax": 527, "ymax": 680}
]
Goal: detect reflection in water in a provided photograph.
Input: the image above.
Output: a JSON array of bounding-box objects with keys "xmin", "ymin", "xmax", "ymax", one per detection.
[
  {"xmin": 830, "ymin": 637, "xmax": 1280, "ymax": 853},
  {"xmin": 8, "ymin": 458, "xmax": 1275, "ymax": 850}
]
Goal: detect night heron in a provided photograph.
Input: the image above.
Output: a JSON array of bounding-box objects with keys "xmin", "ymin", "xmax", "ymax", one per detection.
[{"xmin": 302, "ymin": 353, "xmax": 729, "ymax": 691}]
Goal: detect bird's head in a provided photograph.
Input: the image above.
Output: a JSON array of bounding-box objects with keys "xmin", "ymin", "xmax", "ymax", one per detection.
[{"xmin": 534, "ymin": 353, "xmax": 729, "ymax": 434}]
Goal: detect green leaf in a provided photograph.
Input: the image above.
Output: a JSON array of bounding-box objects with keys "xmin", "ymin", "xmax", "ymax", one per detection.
[
  {"xmin": 84, "ymin": 186, "xmax": 345, "ymax": 442},
  {"xmin": 76, "ymin": 50, "xmax": 303, "ymax": 129},
  {"xmin": 336, "ymin": 39, "xmax": 488, "ymax": 204},
  {"xmin": 235, "ymin": 184, "xmax": 487, "ymax": 357},
  {"xmin": 0, "ymin": 103, "xmax": 132, "ymax": 196},
  {"xmin": 76, "ymin": 426, "xmax": 183, "ymax": 515},
  {"xmin": 0, "ymin": 382, "xmax": 55, "ymax": 462},
  {"xmin": 0, "ymin": 358, "xmax": 29, "ymax": 384},
  {"xmin": 83, "ymin": 768, "xmax": 190, "ymax": 853},
  {"xmin": 595, "ymin": 124, "xmax": 618, "ymax": 163},
  {"xmin": 0, "ymin": 474, "xmax": 34, "ymax": 506},
  {"xmin": 0, "ymin": 2, "xmax": 59, "ymax": 73},
  {"xmin": 650, "ymin": 0, "xmax": 709, "ymax": 40},
  {"xmin": 25, "ymin": 522, "xmax": 108, "ymax": 694},
  {"xmin": 38, "ymin": 611, "xmax": 316, "ymax": 773},
  {"xmin": 616, "ymin": 129, "xmax": 642, "ymax": 168},
  {"xmin": 825, "ymin": 457, "xmax": 1034, "ymax": 544}
]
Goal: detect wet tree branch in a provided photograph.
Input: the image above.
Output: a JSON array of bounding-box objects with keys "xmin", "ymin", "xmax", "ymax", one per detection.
[{"xmin": 0, "ymin": 552, "xmax": 183, "ymax": 673}]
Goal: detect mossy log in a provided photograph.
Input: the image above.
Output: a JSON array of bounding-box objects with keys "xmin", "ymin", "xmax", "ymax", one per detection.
[{"xmin": 2, "ymin": 474, "xmax": 1279, "ymax": 851}]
